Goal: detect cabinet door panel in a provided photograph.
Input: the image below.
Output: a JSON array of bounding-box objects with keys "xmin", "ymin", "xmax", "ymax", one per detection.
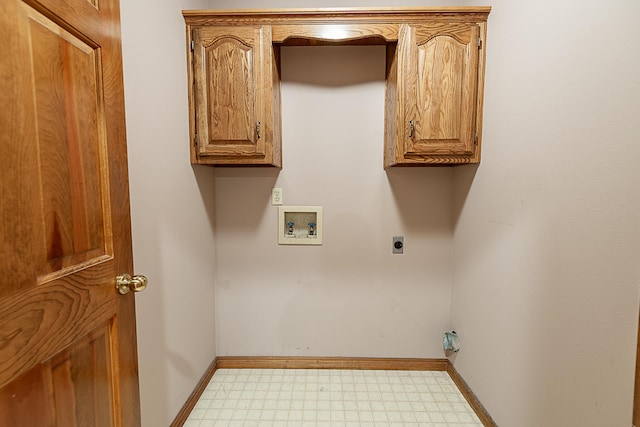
[
  {"xmin": 207, "ymin": 36, "xmax": 255, "ymax": 145},
  {"xmin": 194, "ymin": 26, "xmax": 267, "ymax": 158},
  {"xmin": 403, "ymin": 23, "xmax": 480, "ymax": 157}
]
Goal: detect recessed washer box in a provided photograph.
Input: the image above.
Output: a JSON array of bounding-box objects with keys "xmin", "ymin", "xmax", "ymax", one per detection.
[{"xmin": 278, "ymin": 206, "xmax": 323, "ymax": 245}]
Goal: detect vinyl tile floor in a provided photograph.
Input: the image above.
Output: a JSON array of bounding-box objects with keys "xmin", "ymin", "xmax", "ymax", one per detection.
[{"xmin": 184, "ymin": 368, "xmax": 483, "ymax": 427}]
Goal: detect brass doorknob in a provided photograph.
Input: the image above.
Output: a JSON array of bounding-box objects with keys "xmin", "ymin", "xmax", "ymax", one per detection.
[{"xmin": 116, "ymin": 273, "xmax": 148, "ymax": 295}]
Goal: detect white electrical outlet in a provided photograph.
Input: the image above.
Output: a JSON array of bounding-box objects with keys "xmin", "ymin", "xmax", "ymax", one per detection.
[{"xmin": 272, "ymin": 188, "xmax": 283, "ymax": 205}]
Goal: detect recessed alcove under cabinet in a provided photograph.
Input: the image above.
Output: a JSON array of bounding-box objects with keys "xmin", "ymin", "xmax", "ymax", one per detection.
[{"xmin": 183, "ymin": 7, "xmax": 490, "ymax": 167}]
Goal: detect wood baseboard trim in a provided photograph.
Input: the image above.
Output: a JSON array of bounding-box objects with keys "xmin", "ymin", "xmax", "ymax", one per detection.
[
  {"xmin": 171, "ymin": 356, "xmax": 495, "ymax": 427},
  {"xmin": 446, "ymin": 363, "xmax": 497, "ymax": 427},
  {"xmin": 170, "ymin": 358, "xmax": 219, "ymax": 427},
  {"xmin": 215, "ymin": 356, "xmax": 449, "ymax": 371}
]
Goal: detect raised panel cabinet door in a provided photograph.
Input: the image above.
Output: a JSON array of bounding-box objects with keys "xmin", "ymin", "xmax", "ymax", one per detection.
[
  {"xmin": 401, "ymin": 23, "xmax": 481, "ymax": 159},
  {"xmin": 193, "ymin": 26, "xmax": 271, "ymax": 160},
  {"xmin": 0, "ymin": 0, "xmax": 140, "ymax": 425}
]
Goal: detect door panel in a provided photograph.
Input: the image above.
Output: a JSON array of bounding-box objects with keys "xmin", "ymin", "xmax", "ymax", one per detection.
[
  {"xmin": 403, "ymin": 23, "xmax": 479, "ymax": 156},
  {"xmin": 26, "ymin": 5, "xmax": 110, "ymax": 279},
  {"xmin": 0, "ymin": 321, "xmax": 116, "ymax": 427},
  {"xmin": 0, "ymin": 364, "xmax": 52, "ymax": 427},
  {"xmin": 50, "ymin": 322, "xmax": 115, "ymax": 427},
  {"xmin": 1, "ymin": 0, "xmax": 140, "ymax": 424}
]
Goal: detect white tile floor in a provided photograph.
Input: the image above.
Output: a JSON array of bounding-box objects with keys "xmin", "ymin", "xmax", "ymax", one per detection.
[{"xmin": 184, "ymin": 368, "xmax": 483, "ymax": 427}]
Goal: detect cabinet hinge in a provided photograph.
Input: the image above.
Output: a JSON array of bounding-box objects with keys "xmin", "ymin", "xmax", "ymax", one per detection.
[
  {"xmin": 194, "ymin": 134, "xmax": 199, "ymax": 147},
  {"xmin": 474, "ymin": 132, "xmax": 478, "ymax": 145},
  {"xmin": 190, "ymin": 40, "xmax": 194, "ymax": 52},
  {"xmin": 478, "ymin": 37, "xmax": 482, "ymax": 49}
]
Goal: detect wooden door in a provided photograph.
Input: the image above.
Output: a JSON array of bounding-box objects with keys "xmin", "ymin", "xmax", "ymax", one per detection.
[
  {"xmin": 634, "ymin": 309, "xmax": 640, "ymax": 426},
  {"xmin": 0, "ymin": 0, "xmax": 141, "ymax": 425},
  {"xmin": 192, "ymin": 25, "xmax": 278, "ymax": 164},
  {"xmin": 401, "ymin": 23, "xmax": 480, "ymax": 158}
]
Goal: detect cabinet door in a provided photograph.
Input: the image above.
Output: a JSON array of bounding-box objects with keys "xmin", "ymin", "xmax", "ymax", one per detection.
[
  {"xmin": 193, "ymin": 26, "xmax": 269, "ymax": 159},
  {"xmin": 401, "ymin": 23, "xmax": 480, "ymax": 158}
]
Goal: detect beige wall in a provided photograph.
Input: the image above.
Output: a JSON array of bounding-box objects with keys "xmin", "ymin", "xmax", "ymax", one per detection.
[
  {"xmin": 451, "ymin": 1, "xmax": 640, "ymax": 426},
  {"xmin": 120, "ymin": 1, "xmax": 217, "ymax": 426},
  {"xmin": 214, "ymin": 45, "xmax": 453, "ymax": 357}
]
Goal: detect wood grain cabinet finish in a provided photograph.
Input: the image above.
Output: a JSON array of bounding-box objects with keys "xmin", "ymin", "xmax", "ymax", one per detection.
[
  {"xmin": 184, "ymin": 7, "xmax": 489, "ymax": 167},
  {"xmin": 385, "ymin": 23, "xmax": 483, "ymax": 166},
  {"xmin": 191, "ymin": 26, "xmax": 281, "ymax": 166}
]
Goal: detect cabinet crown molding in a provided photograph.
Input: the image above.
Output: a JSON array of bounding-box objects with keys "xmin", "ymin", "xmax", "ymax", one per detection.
[{"xmin": 183, "ymin": 6, "xmax": 491, "ymax": 18}]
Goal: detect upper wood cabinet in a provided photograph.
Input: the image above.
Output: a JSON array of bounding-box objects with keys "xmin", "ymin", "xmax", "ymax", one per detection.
[
  {"xmin": 184, "ymin": 7, "xmax": 489, "ymax": 167},
  {"xmin": 191, "ymin": 25, "xmax": 281, "ymax": 166},
  {"xmin": 385, "ymin": 23, "xmax": 484, "ymax": 166}
]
